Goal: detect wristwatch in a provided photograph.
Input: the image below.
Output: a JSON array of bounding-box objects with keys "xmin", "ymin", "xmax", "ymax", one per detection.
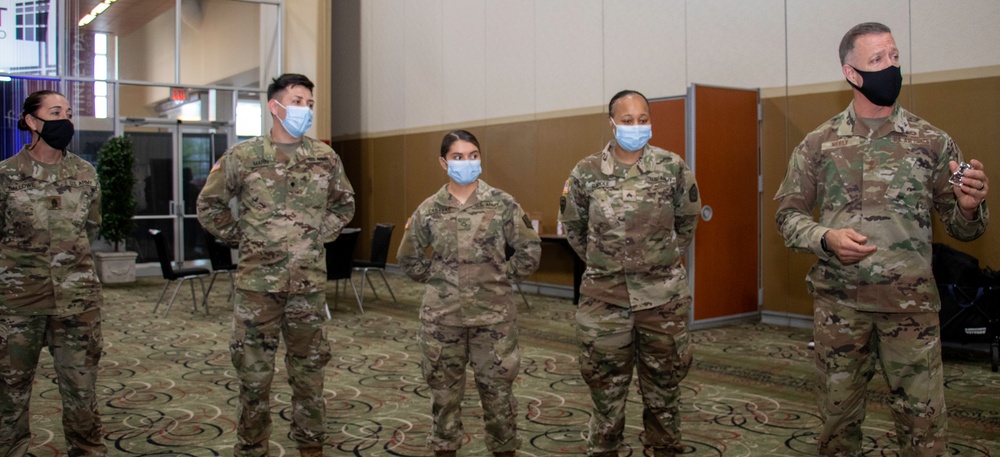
[{"xmin": 820, "ymin": 232, "xmax": 833, "ymax": 255}]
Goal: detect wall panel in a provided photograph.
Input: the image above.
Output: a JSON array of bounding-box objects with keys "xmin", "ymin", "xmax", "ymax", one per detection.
[
  {"xmin": 602, "ymin": 0, "xmax": 687, "ymax": 99},
  {"xmin": 534, "ymin": 0, "xmax": 604, "ymax": 114},
  {"xmin": 686, "ymin": 0, "xmax": 785, "ymax": 90},
  {"xmin": 368, "ymin": 0, "xmax": 407, "ymax": 133},
  {"xmin": 484, "ymin": 0, "xmax": 536, "ymax": 121},
  {"xmin": 910, "ymin": 0, "xmax": 1000, "ymax": 74},
  {"xmin": 786, "ymin": 1, "xmax": 910, "ymax": 87}
]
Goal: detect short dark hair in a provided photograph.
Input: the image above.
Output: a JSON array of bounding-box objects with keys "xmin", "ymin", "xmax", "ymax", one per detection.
[
  {"xmin": 440, "ymin": 129, "xmax": 480, "ymax": 158},
  {"xmin": 608, "ymin": 90, "xmax": 649, "ymax": 117},
  {"xmin": 18, "ymin": 90, "xmax": 63, "ymax": 131},
  {"xmin": 267, "ymin": 73, "xmax": 314, "ymax": 101},
  {"xmin": 839, "ymin": 22, "xmax": 892, "ymax": 65}
]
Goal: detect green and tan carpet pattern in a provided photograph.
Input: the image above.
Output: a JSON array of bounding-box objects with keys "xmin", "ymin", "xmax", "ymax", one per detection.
[{"xmin": 21, "ymin": 273, "xmax": 1000, "ymax": 456}]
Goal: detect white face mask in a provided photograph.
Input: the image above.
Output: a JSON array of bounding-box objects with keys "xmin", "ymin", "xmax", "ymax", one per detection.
[{"xmin": 275, "ymin": 101, "xmax": 313, "ymax": 138}]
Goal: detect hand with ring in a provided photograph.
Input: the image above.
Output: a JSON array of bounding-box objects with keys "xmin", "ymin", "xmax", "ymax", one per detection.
[{"xmin": 949, "ymin": 159, "xmax": 988, "ymax": 220}]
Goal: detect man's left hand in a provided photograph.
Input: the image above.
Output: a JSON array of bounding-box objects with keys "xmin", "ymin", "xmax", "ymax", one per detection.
[{"xmin": 951, "ymin": 159, "xmax": 988, "ymax": 220}]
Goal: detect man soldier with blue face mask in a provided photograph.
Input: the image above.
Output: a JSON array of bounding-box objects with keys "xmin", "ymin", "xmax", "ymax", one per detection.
[
  {"xmin": 559, "ymin": 90, "xmax": 701, "ymax": 457},
  {"xmin": 197, "ymin": 73, "xmax": 355, "ymax": 457},
  {"xmin": 775, "ymin": 22, "xmax": 988, "ymax": 456}
]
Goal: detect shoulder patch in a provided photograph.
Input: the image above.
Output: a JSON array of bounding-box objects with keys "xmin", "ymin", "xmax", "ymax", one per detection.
[
  {"xmin": 562, "ymin": 179, "xmax": 570, "ymax": 195},
  {"xmin": 404, "ymin": 216, "xmax": 412, "ymax": 230},
  {"xmin": 210, "ymin": 158, "xmax": 222, "ymax": 173},
  {"xmin": 560, "ymin": 195, "xmax": 567, "ymax": 214},
  {"xmin": 522, "ymin": 214, "xmax": 533, "ymax": 229},
  {"xmin": 689, "ymin": 184, "xmax": 699, "ymax": 202}
]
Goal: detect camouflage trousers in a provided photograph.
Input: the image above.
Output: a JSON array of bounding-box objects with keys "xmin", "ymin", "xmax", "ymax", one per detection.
[
  {"xmin": 419, "ymin": 320, "xmax": 521, "ymax": 453},
  {"xmin": 576, "ymin": 298, "xmax": 692, "ymax": 457},
  {"xmin": 813, "ymin": 296, "xmax": 947, "ymax": 456},
  {"xmin": 231, "ymin": 290, "xmax": 332, "ymax": 457},
  {"xmin": 0, "ymin": 309, "xmax": 106, "ymax": 457}
]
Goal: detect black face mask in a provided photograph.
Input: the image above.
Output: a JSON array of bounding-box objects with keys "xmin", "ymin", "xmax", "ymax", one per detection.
[
  {"xmin": 847, "ymin": 65, "xmax": 902, "ymax": 107},
  {"xmin": 30, "ymin": 114, "xmax": 75, "ymax": 151}
]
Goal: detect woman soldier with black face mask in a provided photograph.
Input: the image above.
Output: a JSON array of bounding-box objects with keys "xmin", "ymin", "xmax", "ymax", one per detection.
[{"xmin": 0, "ymin": 90, "xmax": 108, "ymax": 456}]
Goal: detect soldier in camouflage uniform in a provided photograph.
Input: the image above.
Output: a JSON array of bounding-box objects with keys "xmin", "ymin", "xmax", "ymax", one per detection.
[
  {"xmin": 558, "ymin": 90, "xmax": 701, "ymax": 457},
  {"xmin": 774, "ymin": 23, "xmax": 989, "ymax": 456},
  {"xmin": 197, "ymin": 74, "xmax": 355, "ymax": 457},
  {"xmin": 397, "ymin": 130, "xmax": 541, "ymax": 457},
  {"xmin": 0, "ymin": 90, "xmax": 107, "ymax": 457}
]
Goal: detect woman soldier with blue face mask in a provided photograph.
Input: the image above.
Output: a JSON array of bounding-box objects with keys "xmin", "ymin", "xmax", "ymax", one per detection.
[
  {"xmin": 558, "ymin": 90, "xmax": 702, "ymax": 457},
  {"xmin": 396, "ymin": 129, "xmax": 541, "ymax": 457}
]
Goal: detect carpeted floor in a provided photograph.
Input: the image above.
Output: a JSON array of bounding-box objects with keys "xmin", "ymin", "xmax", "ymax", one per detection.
[{"xmin": 21, "ymin": 272, "xmax": 1000, "ymax": 456}]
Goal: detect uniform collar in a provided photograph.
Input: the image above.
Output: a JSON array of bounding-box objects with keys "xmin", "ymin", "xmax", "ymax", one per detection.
[
  {"xmin": 434, "ymin": 179, "xmax": 491, "ymax": 207},
  {"xmin": 600, "ymin": 141, "xmax": 649, "ymax": 176},
  {"xmin": 837, "ymin": 101, "xmax": 915, "ymax": 139},
  {"xmin": 261, "ymin": 134, "xmax": 316, "ymax": 164},
  {"xmin": 15, "ymin": 146, "xmax": 68, "ymax": 181}
]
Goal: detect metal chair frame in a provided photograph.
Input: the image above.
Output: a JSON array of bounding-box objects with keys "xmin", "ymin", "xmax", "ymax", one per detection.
[
  {"xmin": 354, "ymin": 223, "xmax": 398, "ymax": 307},
  {"xmin": 203, "ymin": 232, "xmax": 238, "ymax": 310},
  {"xmin": 149, "ymin": 229, "xmax": 210, "ymax": 316}
]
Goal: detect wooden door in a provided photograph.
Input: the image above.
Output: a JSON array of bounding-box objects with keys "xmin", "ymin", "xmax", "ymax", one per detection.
[
  {"xmin": 649, "ymin": 96, "xmax": 686, "ymax": 158},
  {"xmin": 687, "ymin": 85, "xmax": 760, "ymax": 323}
]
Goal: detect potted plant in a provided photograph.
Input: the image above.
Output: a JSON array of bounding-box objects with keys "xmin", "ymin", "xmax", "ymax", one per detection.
[{"xmin": 93, "ymin": 135, "xmax": 139, "ymax": 283}]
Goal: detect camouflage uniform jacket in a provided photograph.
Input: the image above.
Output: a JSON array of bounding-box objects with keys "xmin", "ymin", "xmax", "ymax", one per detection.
[
  {"xmin": 397, "ymin": 180, "xmax": 541, "ymax": 327},
  {"xmin": 197, "ymin": 134, "xmax": 355, "ymax": 294},
  {"xmin": 0, "ymin": 147, "xmax": 102, "ymax": 316},
  {"xmin": 559, "ymin": 143, "xmax": 701, "ymax": 311},
  {"xmin": 775, "ymin": 102, "xmax": 988, "ymax": 313}
]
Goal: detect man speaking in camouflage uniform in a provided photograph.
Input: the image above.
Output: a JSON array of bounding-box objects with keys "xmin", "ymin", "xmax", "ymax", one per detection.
[
  {"xmin": 559, "ymin": 90, "xmax": 701, "ymax": 457},
  {"xmin": 775, "ymin": 22, "xmax": 989, "ymax": 456},
  {"xmin": 198, "ymin": 74, "xmax": 355, "ymax": 457}
]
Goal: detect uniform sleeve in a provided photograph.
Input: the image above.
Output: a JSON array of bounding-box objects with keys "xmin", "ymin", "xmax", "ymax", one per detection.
[
  {"xmin": 322, "ymin": 153, "xmax": 356, "ymax": 243},
  {"xmin": 774, "ymin": 140, "xmax": 832, "ymax": 259},
  {"xmin": 933, "ymin": 136, "xmax": 988, "ymax": 241},
  {"xmin": 558, "ymin": 173, "xmax": 588, "ymax": 260},
  {"xmin": 86, "ymin": 178, "xmax": 101, "ymax": 242},
  {"xmin": 197, "ymin": 153, "xmax": 239, "ymax": 244},
  {"xmin": 396, "ymin": 208, "xmax": 433, "ymax": 283},
  {"xmin": 673, "ymin": 161, "xmax": 701, "ymax": 250},
  {"xmin": 504, "ymin": 201, "xmax": 542, "ymax": 282}
]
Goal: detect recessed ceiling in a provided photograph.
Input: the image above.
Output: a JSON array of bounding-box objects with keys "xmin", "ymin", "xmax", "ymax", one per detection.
[{"xmin": 74, "ymin": 0, "xmax": 174, "ymax": 38}]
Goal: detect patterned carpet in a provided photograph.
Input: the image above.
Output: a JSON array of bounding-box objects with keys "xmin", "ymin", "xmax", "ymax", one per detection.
[{"xmin": 21, "ymin": 272, "xmax": 1000, "ymax": 456}]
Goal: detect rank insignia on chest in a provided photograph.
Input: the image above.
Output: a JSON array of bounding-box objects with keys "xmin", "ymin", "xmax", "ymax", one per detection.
[
  {"xmin": 49, "ymin": 196, "xmax": 62, "ymax": 209},
  {"xmin": 623, "ymin": 190, "xmax": 636, "ymax": 201}
]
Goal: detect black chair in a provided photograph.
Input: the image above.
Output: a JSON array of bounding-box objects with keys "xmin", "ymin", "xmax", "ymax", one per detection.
[
  {"xmin": 149, "ymin": 229, "xmax": 210, "ymax": 316},
  {"xmin": 325, "ymin": 229, "xmax": 363, "ymax": 314},
  {"xmin": 354, "ymin": 223, "xmax": 397, "ymax": 307},
  {"xmin": 505, "ymin": 244, "xmax": 531, "ymax": 309},
  {"xmin": 203, "ymin": 231, "xmax": 238, "ymax": 310}
]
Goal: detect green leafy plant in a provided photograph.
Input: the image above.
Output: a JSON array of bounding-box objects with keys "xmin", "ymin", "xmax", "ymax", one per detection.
[{"xmin": 97, "ymin": 135, "xmax": 137, "ymax": 252}]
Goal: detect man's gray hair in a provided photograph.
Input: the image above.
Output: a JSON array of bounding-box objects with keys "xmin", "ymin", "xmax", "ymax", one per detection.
[{"xmin": 839, "ymin": 22, "xmax": 892, "ymax": 65}]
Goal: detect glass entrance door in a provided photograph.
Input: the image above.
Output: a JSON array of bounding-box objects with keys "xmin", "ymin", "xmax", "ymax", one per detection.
[{"xmin": 125, "ymin": 120, "xmax": 231, "ymax": 266}]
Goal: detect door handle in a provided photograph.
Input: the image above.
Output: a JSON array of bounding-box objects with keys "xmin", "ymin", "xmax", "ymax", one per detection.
[{"xmin": 701, "ymin": 205, "xmax": 714, "ymax": 222}]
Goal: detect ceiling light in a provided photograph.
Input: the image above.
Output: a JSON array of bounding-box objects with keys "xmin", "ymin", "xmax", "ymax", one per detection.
[{"xmin": 78, "ymin": 0, "xmax": 117, "ymax": 27}]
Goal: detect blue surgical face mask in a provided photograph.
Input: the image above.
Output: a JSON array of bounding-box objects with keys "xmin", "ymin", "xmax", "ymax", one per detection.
[
  {"xmin": 275, "ymin": 101, "xmax": 313, "ymax": 138},
  {"xmin": 447, "ymin": 159, "xmax": 481, "ymax": 185},
  {"xmin": 613, "ymin": 121, "xmax": 652, "ymax": 152}
]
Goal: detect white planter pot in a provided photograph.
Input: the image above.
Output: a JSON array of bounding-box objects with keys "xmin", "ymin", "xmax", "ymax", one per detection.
[{"xmin": 94, "ymin": 251, "xmax": 138, "ymax": 284}]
